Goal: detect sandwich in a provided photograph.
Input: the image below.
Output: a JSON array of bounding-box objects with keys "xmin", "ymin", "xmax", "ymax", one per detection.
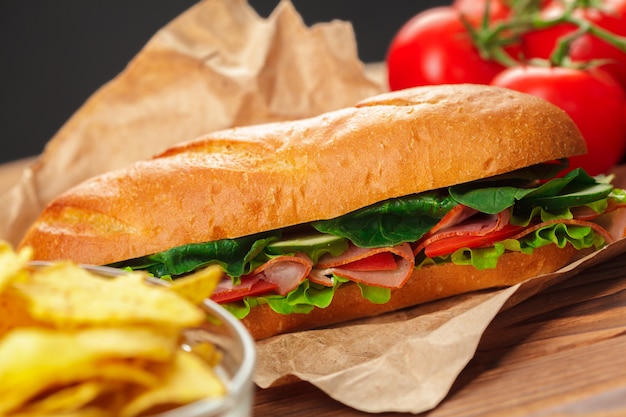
[{"xmin": 18, "ymin": 84, "xmax": 626, "ymax": 340}]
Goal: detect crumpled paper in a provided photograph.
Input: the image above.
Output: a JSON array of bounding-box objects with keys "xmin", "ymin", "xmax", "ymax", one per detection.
[
  {"xmin": 0, "ymin": 0, "xmax": 383, "ymax": 246},
  {"xmin": 255, "ymin": 285, "xmax": 521, "ymax": 413}
]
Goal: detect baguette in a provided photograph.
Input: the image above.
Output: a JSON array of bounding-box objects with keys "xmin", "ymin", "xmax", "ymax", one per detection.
[
  {"xmin": 20, "ymin": 84, "xmax": 584, "ymax": 265},
  {"xmin": 20, "ymin": 84, "xmax": 614, "ymax": 340}
]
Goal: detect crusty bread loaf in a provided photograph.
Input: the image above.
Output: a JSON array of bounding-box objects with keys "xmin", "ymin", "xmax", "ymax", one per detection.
[
  {"xmin": 19, "ymin": 84, "xmax": 586, "ymax": 265},
  {"xmin": 243, "ymin": 243, "xmax": 577, "ymax": 340},
  {"xmin": 18, "ymin": 84, "xmax": 589, "ymax": 340}
]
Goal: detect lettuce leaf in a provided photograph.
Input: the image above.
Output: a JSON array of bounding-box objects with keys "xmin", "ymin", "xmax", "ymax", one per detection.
[
  {"xmin": 222, "ymin": 275, "xmax": 390, "ymax": 319},
  {"xmin": 419, "ymin": 221, "xmax": 604, "ymax": 271},
  {"xmin": 226, "ymin": 219, "xmax": 604, "ymax": 320}
]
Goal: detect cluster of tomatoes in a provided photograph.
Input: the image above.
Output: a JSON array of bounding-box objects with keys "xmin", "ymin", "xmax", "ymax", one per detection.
[{"xmin": 386, "ymin": 0, "xmax": 626, "ymax": 175}]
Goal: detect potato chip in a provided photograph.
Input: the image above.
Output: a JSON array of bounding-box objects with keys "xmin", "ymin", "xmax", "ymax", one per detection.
[
  {"xmin": 0, "ymin": 242, "xmax": 31, "ymax": 292},
  {"xmin": 90, "ymin": 359, "xmax": 162, "ymax": 387},
  {"xmin": 0, "ymin": 289, "xmax": 47, "ymax": 338},
  {"xmin": 0, "ymin": 327, "xmax": 178, "ymax": 414},
  {"xmin": 120, "ymin": 350, "xmax": 226, "ymax": 417},
  {"xmin": 170, "ymin": 265, "xmax": 222, "ymax": 304},
  {"xmin": 16, "ymin": 381, "xmax": 103, "ymax": 414},
  {"xmin": 9, "ymin": 407, "xmax": 111, "ymax": 417},
  {"xmin": 189, "ymin": 340, "xmax": 223, "ymax": 368},
  {"xmin": 0, "ymin": 243, "xmax": 228, "ymax": 416},
  {"xmin": 13, "ymin": 262, "xmax": 204, "ymax": 328}
]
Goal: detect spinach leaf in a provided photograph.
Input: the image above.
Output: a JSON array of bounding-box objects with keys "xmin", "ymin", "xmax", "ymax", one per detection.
[
  {"xmin": 311, "ymin": 192, "xmax": 458, "ymax": 247},
  {"xmin": 449, "ymin": 168, "xmax": 608, "ymax": 214},
  {"xmin": 448, "ymin": 185, "xmax": 531, "ymax": 214},
  {"xmin": 471, "ymin": 159, "xmax": 569, "ymax": 183},
  {"xmin": 110, "ymin": 231, "xmax": 281, "ymax": 278}
]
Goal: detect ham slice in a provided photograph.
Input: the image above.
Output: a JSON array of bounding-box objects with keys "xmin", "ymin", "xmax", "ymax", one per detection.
[
  {"xmin": 572, "ymin": 198, "xmax": 626, "ymax": 220},
  {"xmin": 214, "ymin": 273, "xmax": 260, "ymax": 294},
  {"xmin": 413, "ymin": 208, "xmax": 616, "ymax": 258},
  {"xmin": 252, "ymin": 253, "xmax": 314, "ymax": 295},
  {"xmin": 214, "ymin": 201, "xmax": 622, "ymax": 301},
  {"xmin": 309, "ymin": 243, "xmax": 415, "ymax": 289},
  {"xmin": 213, "ymin": 253, "xmax": 313, "ymax": 298},
  {"xmin": 211, "ymin": 276, "xmax": 278, "ymax": 303},
  {"xmin": 428, "ymin": 204, "xmax": 479, "ymax": 234},
  {"xmin": 413, "ymin": 210, "xmax": 511, "ymax": 255}
]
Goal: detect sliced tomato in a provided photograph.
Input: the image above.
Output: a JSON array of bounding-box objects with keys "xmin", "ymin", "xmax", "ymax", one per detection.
[
  {"xmin": 211, "ymin": 279, "xmax": 279, "ymax": 304},
  {"xmin": 423, "ymin": 224, "xmax": 525, "ymax": 258},
  {"xmin": 339, "ymin": 251, "xmax": 397, "ymax": 271}
]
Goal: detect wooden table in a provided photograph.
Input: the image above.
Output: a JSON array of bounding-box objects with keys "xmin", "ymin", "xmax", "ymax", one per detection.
[{"xmin": 253, "ymin": 252, "xmax": 626, "ymax": 416}]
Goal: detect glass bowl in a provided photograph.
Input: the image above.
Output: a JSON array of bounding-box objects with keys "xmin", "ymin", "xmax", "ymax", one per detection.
[{"xmin": 27, "ymin": 261, "xmax": 256, "ymax": 417}]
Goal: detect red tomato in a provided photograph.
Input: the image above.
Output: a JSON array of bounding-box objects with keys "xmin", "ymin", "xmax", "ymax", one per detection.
[
  {"xmin": 491, "ymin": 66, "xmax": 626, "ymax": 175},
  {"xmin": 520, "ymin": 4, "xmax": 574, "ymax": 58},
  {"xmin": 340, "ymin": 252, "xmax": 396, "ymax": 271},
  {"xmin": 423, "ymin": 225, "xmax": 525, "ymax": 258},
  {"xmin": 452, "ymin": 0, "xmax": 525, "ymax": 62},
  {"xmin": 452, "ymin": 0, "xmax": 512, "ymax": 25},
  {"xmin": 211, "ymin": 279, "xmax": 279, "ymax": 304},
  {"xmin": 521, "ymin": 2, "xmax": 626, "ymax": 91},
  {"xmin": 605, "ymin": 0, "xmax": 626, "ymax": 15},
  {"xmin": 386, "ymin": 7, "xmax": 506, "ymax": 91}
]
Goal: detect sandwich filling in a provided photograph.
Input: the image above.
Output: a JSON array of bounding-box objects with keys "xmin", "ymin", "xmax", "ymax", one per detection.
[{"xmin": 111, "ymin": 161, "xmax": 626, "ymax": 319}]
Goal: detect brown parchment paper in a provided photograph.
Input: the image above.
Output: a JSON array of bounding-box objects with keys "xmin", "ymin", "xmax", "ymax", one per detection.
[
  {"xmin": 0, "ymin": 0, "xmax": 383, "ymax": 246},
  {"xmin": 255, "ymin": 285, "xmax": 521, "ymax": 413},
  {"xmin": 2, "ymin": 0, "xmax": 626, "ymax": 414}
]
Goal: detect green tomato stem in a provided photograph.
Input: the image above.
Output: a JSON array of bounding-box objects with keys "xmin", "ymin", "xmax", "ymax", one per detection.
[{"xmin": 471, "ymin": 0, "xmax": 626, "ymax": 68}]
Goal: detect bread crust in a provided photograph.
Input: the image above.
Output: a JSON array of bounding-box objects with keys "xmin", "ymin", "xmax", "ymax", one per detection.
[
  {"xmin": 19, "ymin": 84, "xmax": 586, "ymax": 265},
  {"xmin": 243, "ymin": 243, "xmax": 578, "ymax": 340}
]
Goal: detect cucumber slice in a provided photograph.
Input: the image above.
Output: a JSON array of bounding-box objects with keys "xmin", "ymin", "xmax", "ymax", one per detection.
[
  {"xmin": 521, "ymin": 183, "xmax": 613, "ymax": 211},
  {"xmin": 266, "ymin": 233, "xmax": 347, "ymax": 255}
]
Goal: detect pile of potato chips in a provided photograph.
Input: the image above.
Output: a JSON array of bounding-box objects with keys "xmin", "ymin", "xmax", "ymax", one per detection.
[{"xmin": 0, "ymin": 242, "xmax": 226, "ymax": 417}]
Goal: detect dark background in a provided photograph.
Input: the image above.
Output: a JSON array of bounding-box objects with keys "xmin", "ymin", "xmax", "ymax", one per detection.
[{"xmin": 0, "ymin": 0, "xmax": 448, "ymax": 164}]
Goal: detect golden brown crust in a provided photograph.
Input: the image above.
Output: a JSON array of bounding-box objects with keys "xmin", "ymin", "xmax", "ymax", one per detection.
[
  {"xmin": 243, "ymin": 244, "xmax": 578, "ymax": 340},
  {"xmin": 19, "ymin": 84, "xmax": 586, "ymax": 265}
]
